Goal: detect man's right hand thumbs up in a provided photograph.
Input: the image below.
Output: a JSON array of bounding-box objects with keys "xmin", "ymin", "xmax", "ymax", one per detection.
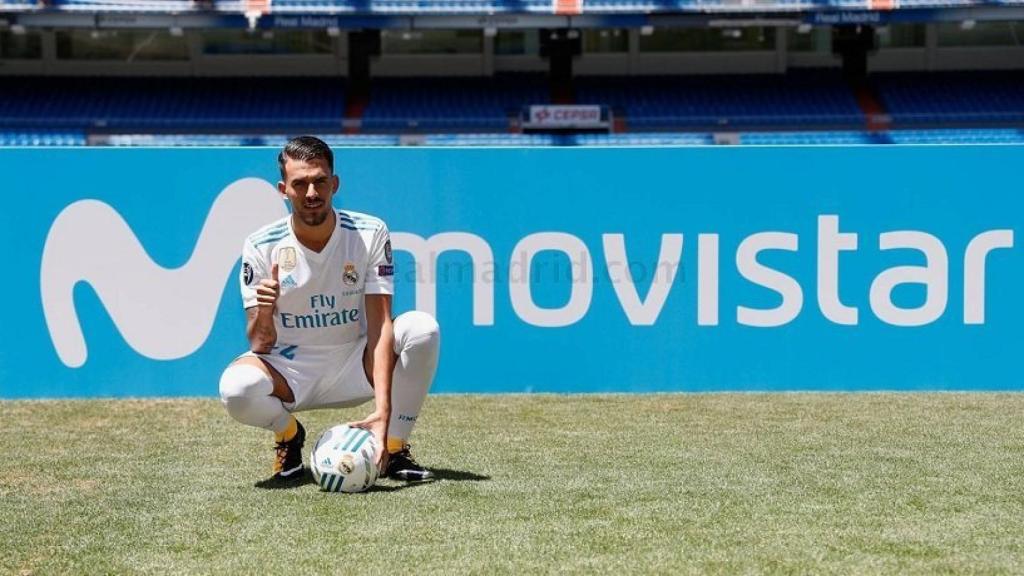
[{"xmin": 256, "ymin": 261, "xmax": 281, "ymax": 313}]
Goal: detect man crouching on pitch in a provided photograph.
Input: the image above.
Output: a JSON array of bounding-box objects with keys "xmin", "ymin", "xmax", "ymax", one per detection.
[{"xmin": 218, "ymin": 135, "xmax": 439, "ymax": 482}]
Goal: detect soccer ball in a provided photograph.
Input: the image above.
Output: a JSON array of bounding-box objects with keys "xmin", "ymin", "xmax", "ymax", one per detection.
[{"xmin": 309, "ymin": 424, "xmax": 380, "ymax": 493}]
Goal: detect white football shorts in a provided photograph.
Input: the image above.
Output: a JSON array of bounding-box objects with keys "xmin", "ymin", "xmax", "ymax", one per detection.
[{"xmin": 241, "ymin": 339, "xmax": 374, "ymax": 412}]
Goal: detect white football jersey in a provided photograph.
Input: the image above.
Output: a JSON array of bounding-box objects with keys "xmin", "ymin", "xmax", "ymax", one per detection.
[{"xmin": 240, "ymin": 210, "xmax": 394, "ymax": 353}]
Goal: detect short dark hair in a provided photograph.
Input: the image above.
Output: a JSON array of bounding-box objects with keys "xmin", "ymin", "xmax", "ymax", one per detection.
[{"xmin": 278, "ymin": 135, "xmax": 334, "ymax": 180}]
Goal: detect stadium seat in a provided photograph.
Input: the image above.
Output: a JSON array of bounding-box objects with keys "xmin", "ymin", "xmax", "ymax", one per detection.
[
  {"xmin": 873, "ymin": 71, "xmax": 1024, "ymax": 126},
  {"xmin": 572, "ymin": 132, "xmax": 714, "ymax": 146},
  {"xmin": 98, "ymin": 133, "xmax": 401, "ymax": 146},
  {"xmin": 0, "ymin": 0, "xmax": 44, "ymax": 9},
  {"xmin": 739, "ymin": 130, "xmax": 882, "ymax": 145},
  {"xmin": 50, "ymin": 0, "xmax": 199, "ymax": 11},
  {"xmin": 421, "ymin": 133, "xmax": 559, "ymax": 146},
  {"xmin": 77, "ymin": 129, "xmax": 1024, "ymax": 147},
  {"xmin": 361, "ymin": 75, "xmax": 548, "ymax": 133},
  {"xmin": 576, "ymin": 70, "xmax": 864, "ymax": 130},
  {"xmin": 0, "ymin": 77, "xmax": 346, "ymax": 132},
  {"xmin": 885, "ymin": 128, "xmax": 1024, "ymax": 145},
  {"xmin": 0, "ymin": 131, "xmax": 87, "ymax": 146}
]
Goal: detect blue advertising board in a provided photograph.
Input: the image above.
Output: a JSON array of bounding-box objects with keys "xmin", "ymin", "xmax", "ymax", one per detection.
[{"xmin": 2, "ymin": 146, "xmax": 1022, "ymax": 398}]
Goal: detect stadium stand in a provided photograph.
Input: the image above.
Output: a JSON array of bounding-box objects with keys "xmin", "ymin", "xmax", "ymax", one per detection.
[
  {"xmin": 48, "ymin": 0, "xmax": 199, "ymax": 11},
  {"xmin": 0, "ymin": 1, "xmax": 39, "ymax": 8},
  {"xmin": 360, "ymin": 75, "xmax": 549, "ymax": 132},
  {"xmin": 95, "ymin": 133, "xmax": 401, "ymax": 146},
  {"xmin": 572, "ymin": 132, "xmax": 715, "ymax": 146},
  {"xmin": 735, "ymin": 129, "xmax": 1024, "ymax": 145},
  {"xmin": 0, "ymin": 77, "xmax": 347, "ymax": 131},
  {"xmin": 738, "ymin": 130, "xmax": 882, "ymax": 145},
  {"xmin": 884, "ymin": 128, "xmax": 1024, "ymax": 144},
  {"xmin": 0, "ymin": 131, "xmax": 87, "ymax": 146},
  {"xmin": 8, "ymin": 128, "xmax": 1022, "ymax": 147},
  {"xmin": 5, "ymin": 70, "xmax": 1024, "ymax": 137},
  {"xmin": 575, "ymin": 71, "xmax": 865, "ymax": 130},
  {"xmin": 0, "ymin": 0, "xmax": 42, "ymax": 9},
  {"xmin": 873, "ymin": 71, "xmax": 1024, "ymax": 126}
]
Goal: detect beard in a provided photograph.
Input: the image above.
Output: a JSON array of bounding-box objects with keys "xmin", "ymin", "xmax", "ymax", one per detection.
[{"xmin": 298, "ymin": 205, "xmax": 330, "ymax": 227}]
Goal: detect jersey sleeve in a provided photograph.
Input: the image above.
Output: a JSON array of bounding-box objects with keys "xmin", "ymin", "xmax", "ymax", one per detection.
[
  {"xmin": 364, "ymin": 222, "xmax": 395, "ymax": 296},
  {"xmin": 240, "ymin": 239, "xmax": 269, "ymax": 309}
]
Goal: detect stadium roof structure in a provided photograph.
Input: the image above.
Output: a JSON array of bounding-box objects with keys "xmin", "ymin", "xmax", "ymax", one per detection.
[
  {"xmin": 2, "ymin": 0, "xmax": 1024, "ymax": 29},
  {"xmin": 6, "ymin": 0, "xmax": 1024, "ymax": 12}
]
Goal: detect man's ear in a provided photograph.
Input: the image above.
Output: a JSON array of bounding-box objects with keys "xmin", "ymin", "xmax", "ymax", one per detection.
[
  {"xmin": 277, "ymin": 180, "xmax": 287, "ymax": 197},
  {"xmin": 332, "ymin": 174, "xmax": 340, "ymax": 194}
]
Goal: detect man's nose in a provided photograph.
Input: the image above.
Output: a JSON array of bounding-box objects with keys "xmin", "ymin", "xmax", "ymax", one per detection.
[{"xmin": 305, "ymin": 183, "xmax": 318, "ymax": 198}]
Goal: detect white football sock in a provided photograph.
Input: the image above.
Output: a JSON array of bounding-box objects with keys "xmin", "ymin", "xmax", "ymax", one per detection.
[{"xmin": 388, "ymin": 311, "xmax": 440, "ymax": 445}]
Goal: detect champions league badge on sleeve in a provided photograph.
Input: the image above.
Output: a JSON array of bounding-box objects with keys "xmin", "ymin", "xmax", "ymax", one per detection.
[
  {"xmin": 242, "ymin": 262, "xmax": 254, "ymax": 285},
  {"xmin": 384, "ymin": 240, "xmax": 393, "ymax": 264}
]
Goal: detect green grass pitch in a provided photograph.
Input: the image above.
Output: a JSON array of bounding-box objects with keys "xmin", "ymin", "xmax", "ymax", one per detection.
[{"xmin": 3, "ymin": 394, "xmax": 1024, "ymax": 574}]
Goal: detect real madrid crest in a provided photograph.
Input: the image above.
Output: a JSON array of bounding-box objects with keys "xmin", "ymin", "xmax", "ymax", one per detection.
[
  {"xmin": 343, "ymin": 262, "xmax": 359, "ymax": 286},
  {"xmin": 279, "ymin": 247, "xmax": 298, "ymax": 273},
  {"xmin": 336, "ymin": 454, "xmax": 356, "ymax": 475}
]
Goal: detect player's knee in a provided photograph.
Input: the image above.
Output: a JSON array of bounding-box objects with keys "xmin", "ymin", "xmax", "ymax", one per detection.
[
  {"xmin": 219, "ymin": 362, "xmax": 273, "ymax": 403},
  {"xmin": 395, "ymin": 310, "xmax": 440, "ymax": 352}
]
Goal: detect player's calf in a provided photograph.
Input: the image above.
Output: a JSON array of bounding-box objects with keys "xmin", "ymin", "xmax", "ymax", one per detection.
[
  {"xmin": 220, "ymin": 360, "xmax": 306, "ymax": 478},
  {"xmin": 385, "ymin": 312, "xmax": 440, "ymax": 480}
]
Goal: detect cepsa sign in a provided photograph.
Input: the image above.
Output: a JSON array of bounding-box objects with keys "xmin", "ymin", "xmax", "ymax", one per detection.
[{"xmin": 526, "ymin": 105, "xmax": 607, "ymax": 129}]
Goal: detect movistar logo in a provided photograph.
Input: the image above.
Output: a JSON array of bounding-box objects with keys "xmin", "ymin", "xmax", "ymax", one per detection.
[
  {"xmin": 40, "ymin": 178, "xmax": 288, "ymax": 368},
  {"xmin": 42, "ymin": 177, "xmax": 1013, "ymax": 370}
]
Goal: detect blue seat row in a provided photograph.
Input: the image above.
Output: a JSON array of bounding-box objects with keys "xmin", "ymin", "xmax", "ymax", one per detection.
[
  {"xmin": 0, "ymin": 77, "xmax": 346, "ymax": 131},
  {"xmin": 361, "ymin": 75, "xmax": 549, "ymax": 133},
  {"xmin": 1, "ymin": 72, "xmax": 1022, "ymax": 135},
  {"xmin": 98, "ymin": 133, "xmax": 402, "ymax": 146},
  {"xmin": 0, "ymin": 0, "xmax": 43, "ymax": 8},
  {"xmin": 7, "ymin": 128, "xmax": 1018, "ymax": 147},
  {"xmin": 740, "ymin": 130, "xmax": 881, "ymax": 145},
  {"xmin": 741, "ymin": 128, "xmax": 1024, "ymax": 145},
  {"xmin": 885, "ymin": 128, "xmax": 1024, "ymax": 144},
  {"xmin": 873, "ymin": 71, "xmax": 1024, "ymax": 125},
  {"xmin": 49, "ymin": 0, "xmax": 200, "ymax": 11},
  {"xmin": 0, "ymin": 131, "xmax": 87, "ymax": 146},
  {"xmin": 360, "ymin": 71, "xmax": 867, "ymax": 132},
  {"xmin": 578, "ymin": 71, "xmax": 865, "ymax": 129}
]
